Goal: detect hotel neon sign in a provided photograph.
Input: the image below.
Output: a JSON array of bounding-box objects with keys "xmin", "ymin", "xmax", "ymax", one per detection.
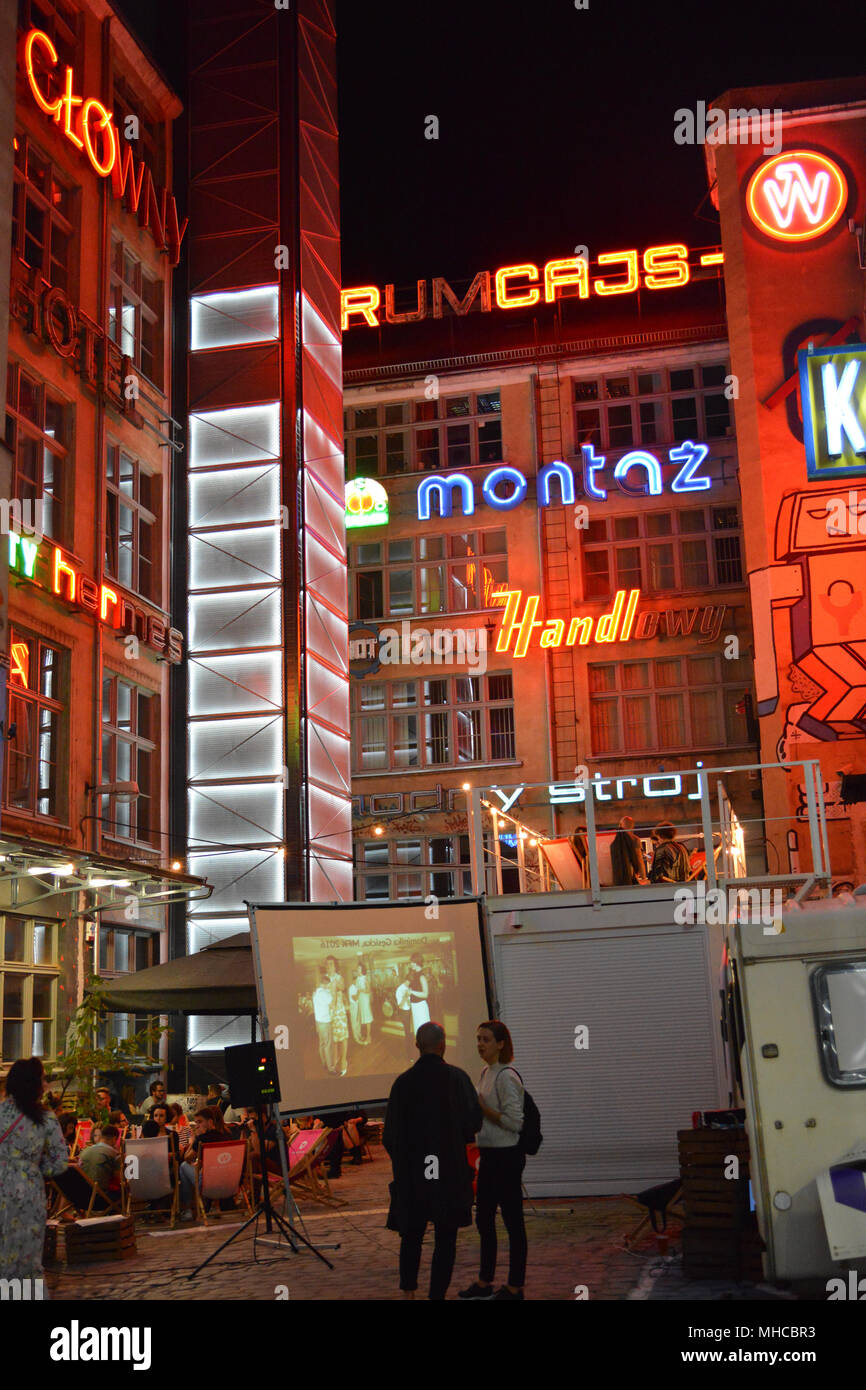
[
  {"xmin": 21, "ymin": 28, "xmax": 187, "ymax": 264},
  {"xmin": 417, "ymin": 441, "xmax": 713, "ymax": 520},
  {"xmin": 342, "ymin": 243, "xmax": 725, "ymax": 330},
  {"xmin": 8, "ymin": 531, "xmax": 183, "ymax": 662}
]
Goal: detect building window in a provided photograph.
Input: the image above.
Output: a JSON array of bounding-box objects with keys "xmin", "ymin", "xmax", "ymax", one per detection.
[
  {"xmin": 588, "ymin": 655, "xmax": 750, "ymax": 756},
  {"xmin": 12, "ymin": 132, "xmax": 76, "ymax": 292},
  {"xmin": 351, "ymin": 529, "xmax": 508, "ymax": 619},
  {"xmin": 98, "ymin": 925, "xmax": 158, "ymax": 975},
  {"xmin": 572, "ymin": 362, "xmax": 731, "ymax": 451},
  {"xmin": 18, "ymin": 0, "xmax": 80, "ymax": 82},
  {"xmin": 355, "ymin": 834, "xmax": 472, "ymax": 901},
  {"xmin": 344, "ymin": 391, "xmax": 502, "ymax": 476},
  {"xmin": 5, "ymin": 362, "xmax": 72, "ymax": 545},
  {"xmin": 5, "ymin": 630, "xmax": 67, "ymax": 820},
  {"xmin": 1, "ymin": 915, "xmax": 60, "ymax": 1063},
  {"xmin": 111, "ymin": 73, "xmax": 166, "ymax": 185},
  {"xmin": 352, "ymin": 673, "xmax": 515, "ymax": 773},
  {"xmin": 108, "ymin": 241, "xmax": 164, "ymax": 389},
  {"xmin": 582, "ymin": 506, "xmax": 743, "ymax": 599},
  {"xmin": 101, "ymin": 673, "xmax": 159, "ymax": 846},
  {"xmin": 105, "ymin": 445, "xmax": 159, "ymax": 601}
]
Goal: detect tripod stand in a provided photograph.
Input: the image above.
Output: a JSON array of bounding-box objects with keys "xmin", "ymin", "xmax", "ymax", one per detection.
[{"xmin": 187, "ymin": 1106, "xmax": 334, "ymax": 1279}]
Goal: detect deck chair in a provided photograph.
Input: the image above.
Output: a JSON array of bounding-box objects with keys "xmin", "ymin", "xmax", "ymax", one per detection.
[
  {"xmin": 122, "ymin": 1137, "xmax": 179, "ymax": 1228},
  {"xmin": 623, "ymin": 1178, "xmax": 684, "ymax": 1248},
  {"xmin": 194, "ymin": 1140, "xmax": 252, "ymax": 1224},
  {"xmin": 286, "ymin": 1128, "xmax": 337, "ymax": 1205},
  {"xmin": 49, "ymin": 1165, "xmax": 122, "ymax": 1220},
  {"xmin": 70, "ymin": 1120, "xmax": 92, "ymax": 1158}
]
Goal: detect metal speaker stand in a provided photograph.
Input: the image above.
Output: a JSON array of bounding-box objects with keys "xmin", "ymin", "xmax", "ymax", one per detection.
[{"xmin": 187, "ymin": 1106, "xmax": 335, "ymax": 1280}]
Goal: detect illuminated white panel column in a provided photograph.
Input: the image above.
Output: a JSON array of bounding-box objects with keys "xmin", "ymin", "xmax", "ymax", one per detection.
[
  {"xmin": 187, "ymin": 289, "xmax": 285, "ymax": 1048},
  {"xmin": 301, "ymin": 293, "xmax": 353, "ymax": 900}
]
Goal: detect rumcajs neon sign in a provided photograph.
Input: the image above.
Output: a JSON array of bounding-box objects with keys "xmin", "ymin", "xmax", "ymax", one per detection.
[
  {"xmin": 417, "ymin": 442, "xmax": 712, "ymax": 520},
  {"xmin": 799, "ymin": 344, "xmax": 866, "ymax": 480}
]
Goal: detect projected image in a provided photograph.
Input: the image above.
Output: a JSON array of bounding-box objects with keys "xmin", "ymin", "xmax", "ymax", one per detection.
[{"xmin": 293, "ymin": 933, "xmax": 460, "ymax": 1080}]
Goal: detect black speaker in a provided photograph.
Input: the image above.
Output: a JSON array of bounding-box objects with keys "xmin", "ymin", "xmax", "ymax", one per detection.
[{"xmin": 225, "ymin": 1041, "xmax": 281, "ymax": 1107}]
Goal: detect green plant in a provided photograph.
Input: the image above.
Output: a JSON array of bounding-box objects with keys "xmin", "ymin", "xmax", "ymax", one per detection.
[{"xmin": 50, "ymin": 977, "xmax": 170, "ymax": 1115}]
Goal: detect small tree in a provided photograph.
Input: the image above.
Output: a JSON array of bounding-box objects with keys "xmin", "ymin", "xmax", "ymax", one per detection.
[{"xmin": 50, "ymin": 977, "xmax": 171, "ymax": 1115}]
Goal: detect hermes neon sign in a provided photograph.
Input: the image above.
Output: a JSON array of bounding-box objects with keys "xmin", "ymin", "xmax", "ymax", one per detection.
[
  {"xmin": 22, "ymin": 29, "xmax": 187, "ymax": 264},
  {"xmin": 417, "ymin": 442, "xmax": 712, "ymax": 520},
  {"xmin": 342, "ymin": 244, "xmax": 724, "ymax": 330},
  {"xmin": 8, "ymin": 532, "xmax": 183, "ymax": 662}
]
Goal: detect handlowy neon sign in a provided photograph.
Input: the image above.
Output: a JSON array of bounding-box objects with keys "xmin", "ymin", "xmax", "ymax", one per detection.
[
  {"xmin": 8, "ymin": 532, "xmax": 183, "ymax": 662},
  {"xmin": 745, "ymin": 151, "xmax": 847, "ymax": 244},
  {"xmin": 342, "ymin": 244, "xmax": 724, "ymax": 330},
  {"xmin": 21, "ymin": 28, "xmax": 187, "ymax": 264},
  {"xmin": 417, "ymin": 442, "xmax": 712, "ymax": 519},
  {"xmin": 492, "ymin": 588, "xmax": 728, "ymax": 656}
]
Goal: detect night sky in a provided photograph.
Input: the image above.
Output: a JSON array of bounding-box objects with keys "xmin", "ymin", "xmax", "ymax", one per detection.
[{"xmin": 116, "ymin": 0, "xmax": 865, "ymax": 285}]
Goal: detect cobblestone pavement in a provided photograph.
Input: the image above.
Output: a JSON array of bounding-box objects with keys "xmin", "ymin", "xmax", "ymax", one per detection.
[{"xmin": 43, "ymin": 1150, "xmax": 790, "ymax": 1302}]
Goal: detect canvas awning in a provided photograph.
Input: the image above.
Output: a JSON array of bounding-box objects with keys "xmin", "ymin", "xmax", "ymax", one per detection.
[{"xmin": 95, "ymin": 933, "xmax": 258, "ymax": 1015}]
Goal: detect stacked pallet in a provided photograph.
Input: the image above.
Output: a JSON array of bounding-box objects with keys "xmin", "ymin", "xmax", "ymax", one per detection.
[
  {"xmin": 677, "ymin": 1127, "xmax": 764, "ymax": 1280},
  {"xmin": 64, "ymin": 1215, "xmax": 137, "ymax": 1266}
]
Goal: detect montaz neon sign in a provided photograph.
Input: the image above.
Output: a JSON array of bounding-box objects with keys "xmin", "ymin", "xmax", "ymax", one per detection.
[
  {"xmin": 417, "ymin": 441, "xmax": 712, "ymax": 520},
  {"xmin": 341, "ymin": 243, "xmax": 725, "ymax": 330},
  {"xmin": 21, "ymin": 28, "xmax": 187, "ymax": 264},
  {"xmin": 8, "ymin": 531, "xmax": 182, "ymax": 662}
]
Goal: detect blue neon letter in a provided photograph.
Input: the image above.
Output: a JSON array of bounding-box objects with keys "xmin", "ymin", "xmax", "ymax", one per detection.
[
  {"xmin": 417, "ymin": 472, "xmax": 474, "ymax": 520},
  {"xmin": 613, "ymin": 450, "xmax": 663, "ymax": 497},
  {"xmin": 538, "ymin": 459, "xmax": 576, "ymax": 507},
  {"xmin": 580, "ymin": 444, "xmax": 607, "ymax": 500},
  {"xmin": 482, "ymin": 466, "xmax": 527, "ymax": 510},
  {"xmin": 669, "ymin": 440, "xmax": 711, "ymax": 492}
]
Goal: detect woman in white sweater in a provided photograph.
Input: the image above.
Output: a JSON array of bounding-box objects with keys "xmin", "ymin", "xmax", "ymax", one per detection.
[{"xmin": 458, "ymin": 1019, "xmax": 527, "ymax": 1301}]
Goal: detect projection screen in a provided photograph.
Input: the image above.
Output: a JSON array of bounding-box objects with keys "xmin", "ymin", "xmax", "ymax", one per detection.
[{"xmin": 248, "ymin": 899, "xmax": 490, "ymax": 1111}]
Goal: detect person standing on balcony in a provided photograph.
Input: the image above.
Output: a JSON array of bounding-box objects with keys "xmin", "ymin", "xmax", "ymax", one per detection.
[{"xmin": 611, "ymin": 816, "xmax": 649, "ymax": 886}]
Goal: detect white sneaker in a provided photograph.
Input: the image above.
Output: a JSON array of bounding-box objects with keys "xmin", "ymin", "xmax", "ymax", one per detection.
[{"xmin": 180, "ymin": 1209, "xmax": 194, "ymax": 1221}]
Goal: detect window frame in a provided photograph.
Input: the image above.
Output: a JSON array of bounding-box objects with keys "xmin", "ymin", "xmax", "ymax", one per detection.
[
  {"xmin": 572, "ymin": 363, "xmax": 732, "ymax": 453},
  {"xmin": 1, "ymin": 914, "xmax": 61, "ymax": 1065},
  {"xmin": 351, "ymin": 672, "xmax": 516, "ymax": 773},
  {"xmin": 108, "ymin": 239, "xmax": 164, "ymax": 391},
  {"xmin": 587, "ymin": 654, "xmax": 750, "ymax": 756},
  {"xmin": 100, "ymin": 671, "xmax": 159, "ymax": 848},
  {"xmin": 355, "ymin": 833, "xmax": 473, "ymax": 901},
  {"xmin": 104, "ymin": 442, "xmax": 160, "ymax": 602},
  {"xmin": 11, "ymin": 131, "xmax": 76, "ymax": 293},
  {"xmin": 344, "ymin": 391, "xmax": 503, "ymax": 477},
  {"xmin": 5, "ymin": 360, "xmax": 73, "ymax": 547},
  {"xmin": 351, "ymin": 528, "xmax": 509, "ymax": 619},
  {"xmin": 582, "ymin": 506, "xmax": 743, "ymax": 599},
  {"xmin": 4, "ymin": 627, "xmax": 68, "ymax": 822},
  {"xmin": 810, "ymin": 961, "xmax": 866, "ymax": 1088}
]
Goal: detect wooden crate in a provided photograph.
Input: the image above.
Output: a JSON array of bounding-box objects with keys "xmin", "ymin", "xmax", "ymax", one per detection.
[
  {"xmin": 677, "ymin": 1127, "xmax": 764, "ymax": 1280},
  {"xmin": 64, "ymin": 1215, "xmax": 137, "ymax": 1265}
]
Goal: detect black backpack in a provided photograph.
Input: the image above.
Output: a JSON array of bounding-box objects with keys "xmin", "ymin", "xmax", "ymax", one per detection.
[{"xmin": 496, "ymin": 1067, "xmax": 543, "ymax": 1156}]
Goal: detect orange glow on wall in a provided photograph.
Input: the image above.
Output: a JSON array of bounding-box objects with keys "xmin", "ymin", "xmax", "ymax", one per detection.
[
  {"xmin": 642, "ymin": 244, "xmax": 690, "ymax": 289},
  {"xmin": 594, "ymin": 250, "xmax": 639, "ymax": 296},
  {"xmin": 493, "ymin": 588, "xmax": 641, "ymax": 656},
  {"xmin": 10, "ymin": 642, "xmax": 30, "ymax": 689},
  {"xmin": 341, "ymin": 286, "xmax": 380, "ymax": 329},
  {"xmin": 495, "ymin": 264, "xmax": 540, "ymax": 309},
  {"xmin": 543, "ymin": 257, "xmax": 589, "ymax": 302},
  {"xmin": 745, "ymin": 152, "xmax": 848, "ymax": 242}
]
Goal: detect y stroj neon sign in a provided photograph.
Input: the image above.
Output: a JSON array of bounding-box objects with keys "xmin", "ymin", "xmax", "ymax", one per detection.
[{"xmin": 417, "ymin": 441, "xmax": 712, "ymax": 519}]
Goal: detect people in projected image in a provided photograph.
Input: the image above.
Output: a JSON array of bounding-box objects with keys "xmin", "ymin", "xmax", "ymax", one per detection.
[
  {"xmin": 408, "ymin": 954, "xmax": 431, "ymax": 1032},
  {"xmin": 326, "ymin": 956, "xmax": 349, "ymax": 1078},
  {"xmin": 348, "ymin": 973, "xmax": 361, "ymax": 1043},
  {"xmin": 351, "ymin": 961, "xmax": 373, "ymax": 1045},
  {"xmin": 312, "ymin": 967, "xmax": 334, "ymax": 1074}
]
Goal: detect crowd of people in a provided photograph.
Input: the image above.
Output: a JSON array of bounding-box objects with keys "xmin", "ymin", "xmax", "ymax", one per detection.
[
  {"xmin": 303, "ymin": 950, "xmax": 436, "ymax": 1076},
  {"xmin": 571, "ymin": 817, "xmax": 699, "ymax": 887}
]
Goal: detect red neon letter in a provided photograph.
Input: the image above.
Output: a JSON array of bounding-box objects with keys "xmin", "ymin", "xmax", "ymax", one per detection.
[
  {"xmin": 24, "ymin": 29, "xmax": 62, "ymax": 120},
  {"xmin": 495, "ymin": 265, "xmax": 540, "ymax": 309},
  {"xmin": 100, "ymin": 584, "xmax": 119, "ymax": 624},
  {"xmin": 11, "ymin": 642, "xmax": 30, "ymax": 689},
  {"xmin": 53, "ymin": 547, "xmax": 76, "ymax": 601},
  {"xmin": 543, "ymin": 258, "xmax": 588, "ymax": 303},
  {"xmin": 594, "ymin": 250, "xmax": 638, "ymax": 296},
  {"xmin": 60, "ymin": 65, "xmax": 83, "ymax": 150},
  {"xmin": 642, "ymin": 244, "xmax": 690, "ymax": 290},
  {"xmin": 80, "ymin": 97, "xmax": 117, "ymax": 176},
  {"xmin": 341, "ymin": 287, "xmax": 380, "ymax": 330}
]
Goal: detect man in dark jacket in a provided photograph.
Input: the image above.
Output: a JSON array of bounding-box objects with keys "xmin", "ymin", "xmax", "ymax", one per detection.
[
  {"xmin": 611, "ymin": 815, "xmax": 648, "ymax": 886},
  {"xmin": 384, "ymin": 1020, "xmax": 482, "ymax": 1300}
]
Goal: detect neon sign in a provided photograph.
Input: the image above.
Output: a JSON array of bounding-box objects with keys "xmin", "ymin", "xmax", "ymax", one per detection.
[
  {"xmin": 342, "ymin": 243, "xmax": 723, "ymax": 330},
  {"xmin": 417, "ymin": 442, "xmax": 712, "ymax": 520},
  {"xmin": 492, "ymin": 589, "xmax": 728, "ymax": 656},
  {"xmin": 346, "ymin": 476, "xmax": 389, "ymax": 529},
  {"xmin": 745, "ymin": 152, "xmax": 847, "ymax": 243},
  {"xmin": 799, "ymin": 344, "xmax": 866, "ymax": 480},
  {"xmin": 21, "ymin": 29, "xmax": 187, "ymax": 264},
  {"xmin": 549, "ymin": 771, "xmax": 705, "ymax": 805},
  {"xmin": 8, "ymin": 532, "xmax": 182, "ymax": 662},
  {"xmin": 10, "ymin": 642, "xmax": 30, "ymax": 689}
]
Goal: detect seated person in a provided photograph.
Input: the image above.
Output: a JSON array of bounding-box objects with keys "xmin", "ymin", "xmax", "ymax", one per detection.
[
  {"xmin": 242, "ymin": 1107, "xmax": 281, "ymax": 1182},
  {"xmin": 58, "ymin": 1112, "xmax": 78, "ymax": 1150},
  {"xmin": 649, "ymin": 823, "xmax": 692, "ymax": 883},
  {"xmin": 141, "ymin": 1103, "xmax": 180, "ymax": 1159},
  {"xmin": 206, "ymin": 1083, "xmax": 229, "ymax": 1114},
  {"xmin": 178, "ymin": 1106, "xmax": 234, "ymax": 1219},
  {"xmin": 141, "ymin": 1079, "xmax": 167, "ymax": 1118},
  {"xmin": 78, "ymin": 1124, "xmax": 122, "ymax": 1196}
]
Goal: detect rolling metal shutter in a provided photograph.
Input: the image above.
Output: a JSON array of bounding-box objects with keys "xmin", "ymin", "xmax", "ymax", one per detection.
[{"xmin": 494, "ymin": 925, "xmax": 725, "ymax": 1196}]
